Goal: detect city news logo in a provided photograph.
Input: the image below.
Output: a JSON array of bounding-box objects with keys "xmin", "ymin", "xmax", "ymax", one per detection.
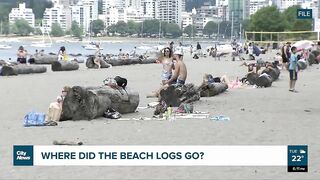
[
  {"xmin": 13, "ymin": 145, "xmax": 34, "ymax": 166},
  {"xmin": 297, "ymin": 9, "xmax": 312, "ymax": 19},
  {"xmin": 288, "ymin": 145, "xmax": 308, "ymax": 172}
]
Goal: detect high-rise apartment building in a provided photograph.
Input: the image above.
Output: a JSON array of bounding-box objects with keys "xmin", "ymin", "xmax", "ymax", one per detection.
[
  {"xmin": 9, "ymin": 3, "xmax": 35, "ymax": 28},
  {"xmin": 155, "ymin": 0, "xmax": 183, "ymax": 26},
  {"xmin": 228, "ymin": 0, "xmax": 249, "ymax": 37},
  {"xmin": 42, "ymin": 1, "xmax": 67, "ymax": 32}
]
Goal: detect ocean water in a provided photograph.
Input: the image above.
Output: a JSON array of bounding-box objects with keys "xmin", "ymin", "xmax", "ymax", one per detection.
[{"xmin": 0, "ymin": 40, "xmax": 214, "ymax": 61}]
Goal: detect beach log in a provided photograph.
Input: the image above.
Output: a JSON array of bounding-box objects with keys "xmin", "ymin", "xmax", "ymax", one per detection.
[
  {"xmin": 200, "ymin": 83, "xmax": 228, "ymax": 97},
  {"xmin": 256, "ymin": 75, "xmax": 272, "ymax": 87},
  {"xmin": 60, "ymin": 86, "xmax": 139, "ymax": 120},
  {"xmin": 51, "ymin": 61, "xmax": 79, "ymax": 71},
  {"xmin": 159, "ymin": 84, "xmax": 200, "ymax": 107},
  {"xmin": 139, "ymin": 58, "xmax": 157, "ymax": 64},
  {"xmin": 106, "ymin": 58, "xmax": 141, "ymax": 66},
  {"xmin": 261, "ymin": 67, "xmax": 280, "ymax": 81},
  {"xmin": 1, "ymin": 64, "xmax": 47, "ymax": 76},
  {"xmin": 86, "ymin": 56, "xmax": 111, "ymax": 69},
  {"xmin": 34, "ymin": 55, "xmax": 58, "ymax": 64},
  {"xmin": 297, "ymin": 60, "xmax": 307, "ymax": 70},
  {"xmin": 246, "ymin": 72, "xmax": 259, "ymax": 85}
]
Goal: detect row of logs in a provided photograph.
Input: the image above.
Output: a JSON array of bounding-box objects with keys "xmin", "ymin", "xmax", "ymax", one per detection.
[{"xmin": 246, "ymin": 66, "xmax": 281, "ymax": 88}]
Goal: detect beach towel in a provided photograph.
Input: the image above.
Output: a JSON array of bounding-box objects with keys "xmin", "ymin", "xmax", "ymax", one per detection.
[{"xmin": 24, "ymin": 111, "xmax": 46, "ymax": 127}]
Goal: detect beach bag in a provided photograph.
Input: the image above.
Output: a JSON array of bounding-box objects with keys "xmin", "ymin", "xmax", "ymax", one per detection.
[
  {"xmin": 24, "ymin": 111, "xmax": 46, "ymax": 127},
  {"xmin": 114, "ymin": 76, "xmax": 127, "ymax": 89}
]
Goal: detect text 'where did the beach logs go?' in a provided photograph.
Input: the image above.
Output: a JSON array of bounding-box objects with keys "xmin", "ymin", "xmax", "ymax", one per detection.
[{"xmin": 12, "ymin": 145, "xmax": 307, "ymax": 167}]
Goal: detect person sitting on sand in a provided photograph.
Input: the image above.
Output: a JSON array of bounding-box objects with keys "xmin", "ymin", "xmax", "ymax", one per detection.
[
  {"xmin": 164, "ymin": 50, "xmax": 187, "ymax": 86},
  {"xmin": 158, "ymin": 47, "xmax": 174, "ymax": 85},
  {"xmin": 94, "ymin": 44, "xmax": 102, "ymax": 68},
  {"xmin": 17, "ymin": 46, "xmax": 27, "ymax": 64},
  {"xmin": 46, "ymin": 86, "xmax": 70, "ymax": 122},
  {"xmin": 58, "ymin": 46, "xmax": 67, "ymax": 61}
]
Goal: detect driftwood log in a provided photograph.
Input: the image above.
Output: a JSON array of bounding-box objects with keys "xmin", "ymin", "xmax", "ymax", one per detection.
[
  {"xmin": 200, "ymin": 83, "xmax": 228, "ymax": 97},
  {"xmin": 159, "ymin": 84, "xmax": 200, "ymax": 107},
  {"xmin": 106, "ymin": 58, "xmax": 142, "ymax": 66},
  {"xmin": 140, "ymin": 58, "xmax": 157, "ymax": 64},
  {"xmin": 60, "ymin": 86, "xmax": 139, "ymax": 120},
  {"xmin": 297, "ymin": 60, "xmax": 307, "ymax": 70},
  {"xmin": 34, "ymin": 55, "xmax": 58, "ymax": 64},
  {"xmin": 51, "ymin": 61, "xmax": 80, "ymax": 71},
  {"xmin": 261, "ymin": 67, "xmax": 280, "ymax": 81},
  {"xmin": 1, "ymin": 64, "xmax": 47, "ymax": 76},
  {"xmin": 86, "ymin": 56, "xmax": 112, "ymax": 69},
  {"xmin": 308, "ymin": 53, "xmax": 316, "ymax": 65},
  {"xmin": 256, "ymin": 75, "xmax": 272, "ymax": 87}
]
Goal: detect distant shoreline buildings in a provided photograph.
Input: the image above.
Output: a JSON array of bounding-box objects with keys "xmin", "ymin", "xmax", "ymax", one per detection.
[{"xmin": 7, "ymin": 0, "xmax": 320, "ymax": 37}]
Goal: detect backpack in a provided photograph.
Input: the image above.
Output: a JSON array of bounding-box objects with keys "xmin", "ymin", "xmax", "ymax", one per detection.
[{"xmin": 114, "ymin": 76, "xmax": 127, "ymax": 89}]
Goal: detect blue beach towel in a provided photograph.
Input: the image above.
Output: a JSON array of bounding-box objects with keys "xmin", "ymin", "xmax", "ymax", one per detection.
[{"xmin": 24, "ymin": 111, "xmax": 46, "ymax": 127}]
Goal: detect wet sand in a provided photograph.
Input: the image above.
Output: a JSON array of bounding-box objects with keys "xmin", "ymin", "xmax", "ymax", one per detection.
[{"xmin": 0, "ymin": 52, "xmax": 319, "ymax": 179}]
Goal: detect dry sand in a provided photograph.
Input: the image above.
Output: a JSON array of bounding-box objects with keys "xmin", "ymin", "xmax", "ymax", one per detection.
[{"xmin": 0, "ymin": 52, "xmax": 319, "ymax": 179}]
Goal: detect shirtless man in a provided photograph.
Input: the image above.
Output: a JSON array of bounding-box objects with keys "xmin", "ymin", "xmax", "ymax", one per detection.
[{"xmin": 165, "ymin": 50, "xmax": 187, "ymax": 86}]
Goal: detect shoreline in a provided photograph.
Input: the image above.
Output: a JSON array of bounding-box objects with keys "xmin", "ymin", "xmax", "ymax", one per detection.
[{"xmin": 0, "ymin": 35, "xmax": 218, "ymax": 43}]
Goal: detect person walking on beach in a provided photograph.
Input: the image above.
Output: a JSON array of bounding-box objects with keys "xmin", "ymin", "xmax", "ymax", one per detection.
[
  {"xmin": 289, "ymin": 46, "xmax": 299, "ymax": 92},
  {"xmin": 196, "ymin": 42, "xmax": 202, "ymax": 56},
  {"xmin": 281, "ymin": 42, "xmax": 291, "ymax": 69},
  {"xmin": 17, "ymin": 46, "xmax": 27, "ymax": 64}
]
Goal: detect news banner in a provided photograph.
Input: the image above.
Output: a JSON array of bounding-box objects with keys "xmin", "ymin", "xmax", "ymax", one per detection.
[{"xmin": 13, "ymin": 145, "xmax": 307, "ymax": 172}]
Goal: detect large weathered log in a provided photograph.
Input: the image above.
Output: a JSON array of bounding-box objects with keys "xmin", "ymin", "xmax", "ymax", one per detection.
[
  {"xmin": 261, "ymin": 67, "xmax": 280, "ymax": 81},
  {"xmin": 34, "ymin": 55, "xmax": 58, "ymax": 64},
  {"xmin": 86, "ymin": 56, "xmax": 111, "ymax": 69},
  {"xmin": 139, "ymin": 58, "xmax": 157, "ymax": 64},
  {"xmin": 1, "ymin": 64, "xmax": 47, "ymax": 76},
  {"xmin": 246, "ymin": 72, "xmax": 259, "ymax": 85},
  {"xmin": 106, "ymin": 58, "xmax": 141, "ymax": 66},
  {"xmin": 200, "ymin": 83, "xmax": 228, "ymax": 97},
  {"xmin": 297, "ymin": 60, "xmax": 307, "ymax": 70},
  {"xmin": 51, "ymin": 61, "xmax": 79, "ymax": 71},
  {"xmin": 159, "ymin": 84, "xmax": 200, "ymax": 107},
  {"xmin": 60, "ymin": 86, "xmax": 139, "ymax": 120},
  {"xmin": 256, "ymin": 74, "xmax": 272, "ymax": 87}
]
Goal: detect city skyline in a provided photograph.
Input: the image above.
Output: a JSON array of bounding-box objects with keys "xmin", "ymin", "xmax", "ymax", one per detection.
[{"xmin": 3, "ymin": 0, "xmax": 320, "ymax": 36}]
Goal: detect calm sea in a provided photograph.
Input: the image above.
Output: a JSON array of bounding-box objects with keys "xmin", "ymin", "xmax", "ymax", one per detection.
[{"xmin": 0, "ymin": 40, "xmax": 214, "ymax": 61}]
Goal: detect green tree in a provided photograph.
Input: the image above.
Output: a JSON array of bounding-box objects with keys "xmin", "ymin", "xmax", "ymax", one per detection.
[
  {"xmin": 183, "ymin": 25, "xmax": 197, "ymax": 37},
  {"xmin": 219, "ymin": 21, "xmax": 232, "ymax": 38},
  {"xmin": 164, "ymin": 23, "xmax": 182, "ymax": 38},
  {"xmin": 203, "ymin": 21, "xmax": 218, "ymax": 38},
  {"xmin": 51, "ymin": 23, "xmax": 64, "ymax": 37},
  {"xmin": 107, "ymin": 24, "xmax": 117, "ymax": 35},
  {"xmin": 91, "ymin": 19, "xmax": 105, "ymax": 35},
  {"xmin": 115, "ymin": 21, "xmax": 128, "ymax": 35},
  {"xmin": 282, "ymin": 5, "xmax": 312, "ymax": 31},
  {"xmin": 248, "ymin": 6, "xmax": 286, "ymax": 32},
  {"xmin": 127, "ymin": 20, "xmax": 140, "ymax": 35},
  {"xmin": 11, "ymin": 19, "xmax": 33, "ymax": 36},
  {"xmin": 0, "ymin": 21, "xmax": 10, "ymax": 35},
  {"xmin": 142, "ymin": 19, "xmax": 160, "ymax": 35},
  {"xmin": 26, "ymin": 0, "xmax": 53, "ymax": 19},
  {"xmin": 71, "ymin": 21, "xmax": 83, "ymax": 38}
]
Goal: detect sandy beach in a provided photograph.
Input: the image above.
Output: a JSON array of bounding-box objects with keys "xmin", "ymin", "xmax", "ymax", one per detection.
[{"xmin": 0, "ymin": 52, "xmax": 319, "ymax": 179}]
